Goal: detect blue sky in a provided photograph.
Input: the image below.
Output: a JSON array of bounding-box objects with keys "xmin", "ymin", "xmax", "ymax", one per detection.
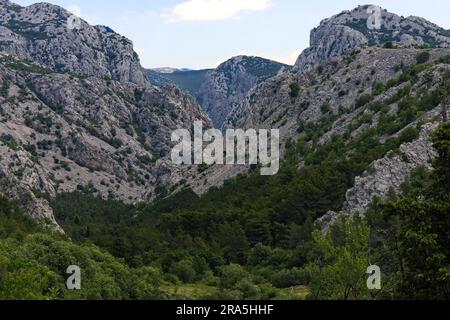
[{"xmin": 13, "ymin": 0, "xmax": 450, "ymax": 69}]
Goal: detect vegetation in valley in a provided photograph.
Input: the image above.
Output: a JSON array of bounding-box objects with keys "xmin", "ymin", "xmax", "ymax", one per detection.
[{"xmin": 25, "ymin": 119, "xmax": 444, "ymax": 300}]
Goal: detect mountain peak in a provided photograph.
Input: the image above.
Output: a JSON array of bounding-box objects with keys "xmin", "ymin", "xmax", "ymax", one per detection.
[
  {"xmin": 294, "ymin": 5, "xmax": 450, "ymax": 73},
  {"xmin": 0, "ymin": 1, "xmax": 148, "ymax": 86},
  {"xmin": 198, "ymin": 55, "xmax": 289, "ymax": 128}
]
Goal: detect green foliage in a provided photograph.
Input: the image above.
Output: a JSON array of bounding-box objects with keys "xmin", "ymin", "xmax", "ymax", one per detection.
[
  {"xmin": 383, "ymin": 41, "xmax": 394, "ymax": 49},
  {"xmin": 355, "ymin": 94, "xmax": 373, "ymax": 108},
  {"xmin": 320, "ymin": 103, "xmax": 330, "ymax": 114},
  {"xmin": 0, "ymin": 56, "xmax": 50, "ymax": 75},
  {"xmin": 416, "ymin": 51, "xmax": 431, "ymax": 64},
  {"xmin": 436, "ymin": 54, "xmax": 450, "ymax": 65},
  {"xmin": 0, "ymin": 195, "xmax": 166, "ymax": 300},
  {"xmin": 430, "ymin": 121, "xmax": 450, "ymax": 198},
  {"xmin": 368, "ymin": 121, "xmax": 450, "ymax": 299},
  {"xmin": 0, "ymin": 233, "xmax": 164, "ymax": 300},
  {"xmin": 372, "ymin": 81, "xmax": 386, "ymax": 96},
  {"xmin": 2, "ymin": 50, "xmax": 448, "ymax": 300},
  {"xmin": 0, "ymin": 133, "xmax": 20, "ymax": 151},
  {"xmin": 0, "ymin": 196, "xmax": 39, "ymax": 240},
  {"xmin": 170, "ymin": 259, "xmax": 197, "ymax": 283},
  {"xmin": 307, "ymin": 217, "xmax": 371, "ymax": 300},
  {"xmin": 51, "ymin": 191, "xmax": 134, "ymax": 245},
  {"xmin": 289, "ymin": 82, "xmax": 300, "ymax": 98},
  {"xmin": 1, "ymin": 76, "xmax": 10, "ymax": 98}
]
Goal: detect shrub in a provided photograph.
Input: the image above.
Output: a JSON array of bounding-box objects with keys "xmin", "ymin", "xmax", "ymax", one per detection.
[
  {"xmin": 170, "ymin": 259, "xmax": 196, "ymax": 283},
  {"xmin": 416, "ymin": 51, "xmax": 431, "ymax": 64},
  {"xmin": 0, "ymin": 134, "xmax": 19, "ymax": 151},
  {"xmin": 355, "ymin": 94, "xmax": 373, "ymax": 108},
  {"xmin": 289, "ymin": 82, "xmax": 300, "ymax": 98},
  {"xmin": 372, "ymin": 81, "xmax": 386, "ymax": 96},
  {"xmin": 383, "ymin": 41, "xmax": 394, "ymax": 49},
  {"xmin": 320, "ymin": 103, "xmax": 330, "ymax": 114},
  {"xmin": 271, "ymin": 268, "xmax": 310, "ymax": 288}
]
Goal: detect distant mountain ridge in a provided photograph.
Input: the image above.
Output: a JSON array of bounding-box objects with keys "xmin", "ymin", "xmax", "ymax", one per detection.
[
  {"xmin": 146, "ymin": 68, "xmax": 212, "ymax": 97},
  {"xmin": 148, "ymin": 55, "xmax": 290, "ymax": 128}
]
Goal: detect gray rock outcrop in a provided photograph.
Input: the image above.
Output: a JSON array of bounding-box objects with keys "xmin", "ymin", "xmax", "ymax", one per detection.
[
  {"xmin": 294, "ymin": 5, "xmax": 450, "ymax": 73},
  {"xmin": 0, "ymin": 1, "xmax": 148, "ymax": 85},
  {"xmin": 197, "ymin": 56, "xmax": 289, "ymax": 128}
]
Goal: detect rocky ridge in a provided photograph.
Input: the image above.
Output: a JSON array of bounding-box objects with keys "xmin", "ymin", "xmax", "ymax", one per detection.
[
  {"xmin": 0, "ymin": 0, "xmax": 148, "ymax": 85},
  {"xmin": 195, "ymin": 55, "xmax": 289, "ymax": 128},
  {"xmin": 224, "ymin": 46, "xmax": 450, "ymax": 222},
  {"xmin": 0, "ymin": 1, "xmax": 212, "ymax": 229},
  {"xmin": 294, "ymin": 5, "xmax": 450, "ymax": 73}
]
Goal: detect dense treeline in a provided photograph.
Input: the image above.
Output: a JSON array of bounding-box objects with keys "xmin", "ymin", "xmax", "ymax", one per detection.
[{"xmin": 0, "ymin": 196, "xmax": 166, "ymax": 300}]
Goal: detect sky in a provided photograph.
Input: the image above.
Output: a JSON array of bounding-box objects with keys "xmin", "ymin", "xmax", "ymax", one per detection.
[{"xmin": 13, "ymin": 0, "xmax": 450, "ymax": 70}]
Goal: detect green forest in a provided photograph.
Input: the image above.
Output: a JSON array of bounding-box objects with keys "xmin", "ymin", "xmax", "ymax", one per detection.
[{"xmin": 1, "ymin": 119, "xmax": 448, "ymax": 300}]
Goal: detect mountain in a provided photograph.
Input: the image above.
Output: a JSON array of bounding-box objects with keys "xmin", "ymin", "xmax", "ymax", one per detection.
[
  {"xmin": 228, "ymin": 46, "xmax": 449, "ymax": 220},
  {"xmin": 294, "ymin": 4, "xmax": 450, "ymax": 73},
  {"xmin": 146, "ymin": 68, "xmax": 212, "ymax": 97},
  {"xmin": 146, "ymin": 69, "xmax": 177, "ymax": 86},
  {"xmin": 148, "ymin": 56, "xmax": 289, "ymax": 128},
  {"xmin": 0, "ymin": 0, "xmax": 148, "ymax": 86},
  {"xmin": 0, "ymin": 1, "xmax": 211, "ymax": 229},
  {"xmin": 218, "ymin": 6, "xmax": 450, "ymax": 219},
  {"xmin": 197, "ymin": 56, "xmax": 289, "ymax": 128},
  {"xmin": 0, "ymin": 1, "xmax": 449, "ymax": 301}
]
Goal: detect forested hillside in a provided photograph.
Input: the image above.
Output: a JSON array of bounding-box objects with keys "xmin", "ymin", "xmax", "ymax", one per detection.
[{"xmin": 36, "ymin": 120, "xmax": 448, "ymax": 300}]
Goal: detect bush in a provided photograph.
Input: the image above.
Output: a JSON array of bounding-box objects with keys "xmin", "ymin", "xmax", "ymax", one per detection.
[
  {"xmin": 218, "ymin": 264, "xmax": 250, "ymax": 290},
  {"xmin": 383, "ymin": 41, "xmax": 394, "ymax": 49},
  {"xmin": 271, "ymin": 268, "xmax": 309, "ymax": 288},
  {"xmin": 372, "ymin": 81, "xmax": 386, "ymax": 96},
  {"xmin": 355, "ymin": 94, "xmax": 373, "ymax": 108},
  {"xmin": 398, "ymin": 127, "xmax": 420, "ymax": 143},
  {"xmin": 170, "ymin": 259, "xmax": 196, "ymax": 283},
  {"xmin": 320, "ymin": 103, "xmax": 330, "ymax": 114},
  {"xmin": 416, "ymin": 51, "xmax": 431, "ymax": 64},
  {"xmin": 289, "ymin": 82, "xmax": 300, "ymax": 98}
]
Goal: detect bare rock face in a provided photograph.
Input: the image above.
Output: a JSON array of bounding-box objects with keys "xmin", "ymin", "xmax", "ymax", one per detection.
[
  {"xmin": 344, "ymin": 122, "xmax": 439, "ymax": 215},
  {"xmin": 1, "ymin": 1, "xmax": 449, "ymax": 234},
  {"xmin": 0, "ymin": 1, "xmax": 212, "ymax": 230},
  {"xmin": 197, "ymin": 56, "xmax": 289, "ymax": 128},
  {"xmin": 0, "ymin": 147, "xmax": 63, "ymax": 232},
  {"xmin": 0, "ymin": 57, "xmax": 211, "ymax": 229},
  {"xmin": 294, "ymin": 5, "xmax": 450, "ymax": 73},
  {"xmin": 317, "ymin": 120, "xmax": 444, "ymax": 232},
  {"xmin": 0, "ymin": 1, "xmax": 148, "ymax": 85}
]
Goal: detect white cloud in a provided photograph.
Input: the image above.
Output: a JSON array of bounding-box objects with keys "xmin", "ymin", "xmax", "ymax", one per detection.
[{"xmin": 167, "ymin": 0, "xmax": 272, "ymax": 22}]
